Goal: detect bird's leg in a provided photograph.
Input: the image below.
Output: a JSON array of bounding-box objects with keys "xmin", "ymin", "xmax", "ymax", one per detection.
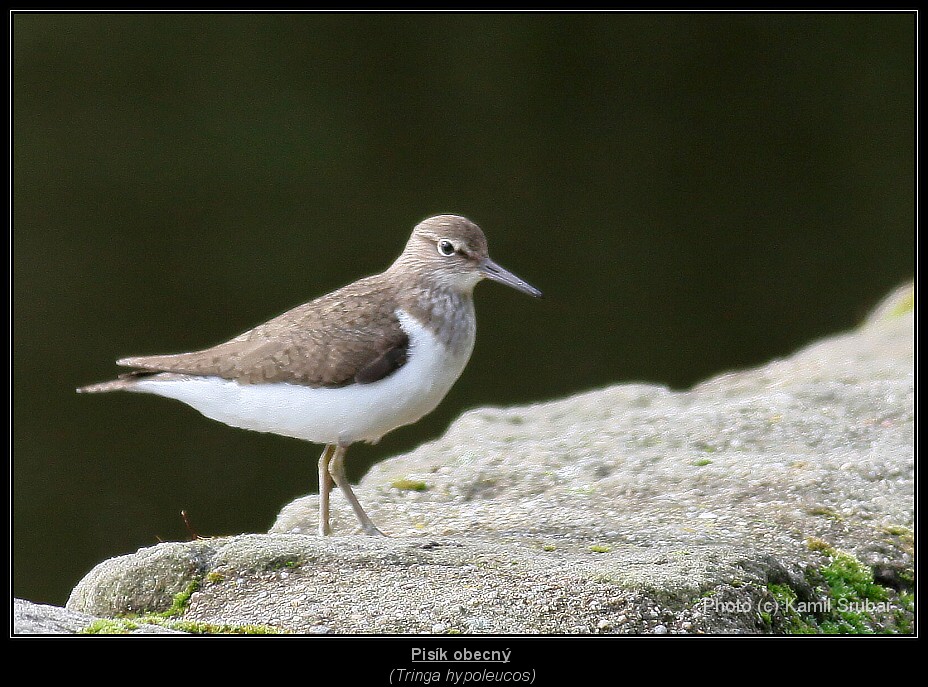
[
  {"xmin": 318, "ymin": 444, "xmax": 335, "ymax": 536},
  {"xmin": 328, "ymin": 444, "xmax": 385, "ymax": 536}
]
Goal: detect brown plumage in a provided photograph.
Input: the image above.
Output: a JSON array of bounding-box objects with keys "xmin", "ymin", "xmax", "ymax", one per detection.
[{"xmin": 110, "ymin": 275, "xmax": 411, "ymax": 388}]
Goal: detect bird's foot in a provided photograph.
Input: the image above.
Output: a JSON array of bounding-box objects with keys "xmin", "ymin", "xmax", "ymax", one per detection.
[{"xmin": 361, "ymin": 523, "xmax": 387, "ymax": 536}]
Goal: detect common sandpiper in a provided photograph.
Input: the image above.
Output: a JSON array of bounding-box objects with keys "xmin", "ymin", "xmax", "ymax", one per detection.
[{"xmin": 78, "ymin": 214, "xmax": 542, "ymax": 536}]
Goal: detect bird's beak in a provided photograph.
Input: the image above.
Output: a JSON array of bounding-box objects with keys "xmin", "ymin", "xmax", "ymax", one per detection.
[{"xmin": 479, "ymin": 258, "xmax": 543, "ymax": 298}]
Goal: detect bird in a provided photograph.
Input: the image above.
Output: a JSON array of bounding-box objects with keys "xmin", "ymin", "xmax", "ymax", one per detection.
[{"xmin": 78, "ymin": 214, "xmax": 542, "ymax": 536}]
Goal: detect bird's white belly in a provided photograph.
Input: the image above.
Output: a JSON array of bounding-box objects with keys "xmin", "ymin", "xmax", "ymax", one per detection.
[{"xmin": 130, "ymin": 310, "xmax": 474, "ymax": 445}]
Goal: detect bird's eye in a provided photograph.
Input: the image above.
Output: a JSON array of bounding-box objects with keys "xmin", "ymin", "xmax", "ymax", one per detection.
[{"xmin": 437, "ymin": 239, "xmax": 456, "ymax": 256}]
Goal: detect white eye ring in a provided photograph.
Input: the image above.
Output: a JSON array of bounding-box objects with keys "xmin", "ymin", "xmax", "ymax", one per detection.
[{"xmin": 437, "ymin": 239, "xmax": 455, "ymax": 256}]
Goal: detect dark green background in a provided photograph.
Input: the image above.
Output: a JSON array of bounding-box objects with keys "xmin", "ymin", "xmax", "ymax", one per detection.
[{"xmin": 13, "ymin": 12, "xmax": 914, "ymax": 605}]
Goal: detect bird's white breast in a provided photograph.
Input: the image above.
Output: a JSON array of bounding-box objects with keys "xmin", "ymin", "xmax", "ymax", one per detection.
[{"xmin": 129, "ymin": 309, "xmax": 475, "ymax": 446}]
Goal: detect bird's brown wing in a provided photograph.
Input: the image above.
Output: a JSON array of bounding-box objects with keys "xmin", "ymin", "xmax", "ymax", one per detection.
[{"xmin": 116, "ymin": 276, "xmax": 409, "ymax": 388}]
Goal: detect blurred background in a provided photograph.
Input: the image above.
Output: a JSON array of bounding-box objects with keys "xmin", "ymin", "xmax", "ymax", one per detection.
[{"xmin": 13, "ymin": 12, "xmax": 914, "ymax": 606}]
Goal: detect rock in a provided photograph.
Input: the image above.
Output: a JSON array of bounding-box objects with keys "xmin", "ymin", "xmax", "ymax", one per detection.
[
  {"xmin": 36, "ymin": 283, "xmax": 914, "ymax": 634},
  {"xmin": 14, "ymin": 598, "xmax": 99, "ymax": 634},
  {"xmin": 12, "ymin": 598, "xmax": 185, "ymax": 634},
  {"xmin": 68, "ymin": 540, "xmax": 215, "ymax": 618}
]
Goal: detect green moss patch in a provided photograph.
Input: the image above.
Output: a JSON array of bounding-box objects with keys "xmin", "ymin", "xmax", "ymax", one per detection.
[
  {"xmin": 391, "ymin": 478, "xmax": 429, "ymax": 492},
  {"xmin": 768, "ymin": 548, "xmax": 913, "ymax": 634},
  {"xmin": 806, "ymin": 506, "xmax": 842, "ymax": 520},
  {"xmin": 82, "ymin": 617, "xmax": 280, "ymax": 635},
  {"xmin": 887, "ymin": 289, "xmax": 915, "ymax": 318}
]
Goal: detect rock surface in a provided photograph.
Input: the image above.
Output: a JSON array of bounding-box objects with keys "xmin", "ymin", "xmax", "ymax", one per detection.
[
  {"xmin": 12, "ymin": 598, "xmax": 183, "ymax": 634},
  {"xmin": 16, "ymin": 284, "xmax": 914, "ymax": 634},
  {"xmin": 14, "ymin": 598, "xmax": 102, "ymax": 634}
]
